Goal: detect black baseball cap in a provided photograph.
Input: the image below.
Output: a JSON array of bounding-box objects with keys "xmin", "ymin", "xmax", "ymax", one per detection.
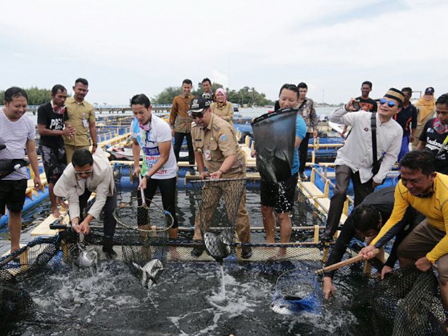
[
  {"xmin": 189, "ymin": 96, "xmax": 212, "ymax": 115},
  {"xmin": 425, "ymin": 87, "xmax": 435, "ymax": 95}
]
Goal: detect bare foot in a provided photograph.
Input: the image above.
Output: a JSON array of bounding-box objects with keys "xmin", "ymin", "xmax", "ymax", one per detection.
[
  {"xmin": 169, "ymin": 247, "xmax": 181, "ymax": 261},
  {"xmin": 268, "ymin": 247, "xmax": 287, "ymax": 261}
]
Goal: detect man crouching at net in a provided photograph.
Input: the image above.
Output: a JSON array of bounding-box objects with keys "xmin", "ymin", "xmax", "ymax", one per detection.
[
  {"xmin": 322, "ymin": 186, "xmax": 423, "ymax": 299},
  {"xmin": 189, "ymin": 96, "xmax": 252, "ymax": 259},
  {"xmin": 361, "ymin": 151, "xmax": 448, "ymax": 315},
  {"xmin": 54, "ymin": 148, "xmax": 117, "ymax": 257}
]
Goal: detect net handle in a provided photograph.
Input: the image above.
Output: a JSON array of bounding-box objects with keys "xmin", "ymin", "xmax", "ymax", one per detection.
[
  {"xmin": 315, "ymin": 254, "xmax": 364, "ymax": 275},
  {"xmin": 190, "ymin": 177, "xmax": 248, "ymax": 183},
  {"xmin": 138, "ymin": 175, "xmax": 146, "ymax": 207}
]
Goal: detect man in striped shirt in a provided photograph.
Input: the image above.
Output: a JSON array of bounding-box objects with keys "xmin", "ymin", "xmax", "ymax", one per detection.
[{"xmin": 0, "ymin": 87, "xmax": 42, "ymax": 253}]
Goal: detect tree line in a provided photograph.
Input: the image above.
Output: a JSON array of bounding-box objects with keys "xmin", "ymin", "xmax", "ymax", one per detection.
[
  {"xmin": 1, "ymin": 84, "xmax": 274, "ymax": 107},
  {"xmin": 152, "ymin": 82, "xmax": 274, "ymax": 106},
  {"xmin": 0, "ymin": 87, "xmax": 54, "ymax": 106}
]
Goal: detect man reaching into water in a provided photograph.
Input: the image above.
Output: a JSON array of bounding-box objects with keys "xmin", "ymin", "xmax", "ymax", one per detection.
[
  {"xmin": 54, "ymin": 149, "xmax": 117, "ymax": 257},
  {"xmin": 322, "ymin": 186, "xmax": 422, "ymax": 299},
  {"xmin": 361, "ymin": 151, "xmax": 448, "ymax": 315}
]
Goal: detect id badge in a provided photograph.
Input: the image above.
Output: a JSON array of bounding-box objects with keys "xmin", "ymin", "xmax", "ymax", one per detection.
[
  {"xmin": 204, "ymin": 150, "xmax": 211, "ymax": 161},
  {"xmin": 82, "ymin": 119, "xmax": 88, "ymax": 128}
]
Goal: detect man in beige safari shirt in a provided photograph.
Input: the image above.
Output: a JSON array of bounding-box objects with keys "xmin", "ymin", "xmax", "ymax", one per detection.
[
  {"xmin": 63, "ymin": 78, "xmax": 97, "ymax": 163},
  {"xmin": 189, "ymin": 97, "xmax": 252, "ymax": 259}
]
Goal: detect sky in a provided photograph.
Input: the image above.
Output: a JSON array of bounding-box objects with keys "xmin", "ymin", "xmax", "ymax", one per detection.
[{"xmin": 0, "ymin": 0, "xmax": 446, "ymax": 105}]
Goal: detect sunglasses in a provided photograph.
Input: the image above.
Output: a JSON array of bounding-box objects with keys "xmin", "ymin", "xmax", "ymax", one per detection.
[
  {"xmin": 75, "ymin": 170, "xmax": 93, "ymax": 176},
  {"xmin": 379, "ymin": 98, "xmax": 397, "ymax": 108}
]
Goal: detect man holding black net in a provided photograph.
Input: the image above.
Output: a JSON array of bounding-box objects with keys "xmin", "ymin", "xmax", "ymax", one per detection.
[{"xmin": 189, "ymin": 96, "xmax": 252, "ymax": 259}]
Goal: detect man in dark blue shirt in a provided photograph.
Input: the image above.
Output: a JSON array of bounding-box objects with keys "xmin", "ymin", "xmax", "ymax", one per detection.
[
  {"xmin": 394, "ymin": 87, "xmax": 417, "ymax": 162},
  {"xmin": 417, "ymin": 93, "xmax": 448, "ymax": 175}
]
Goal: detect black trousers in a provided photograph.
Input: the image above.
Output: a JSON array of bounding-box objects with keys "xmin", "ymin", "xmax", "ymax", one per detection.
[
  {"xmin": 137, "ymin": 176, "xmax": 178, "ymax": 229},
  {"xmin": 173, "ymin": 132, "xmax": 195, "ymax": 164},
  {"xmin": 79, "ymin": 188, "xmax": 117, "ymax": 239},
  {"xmin": 299, "ymin": 132, "xmax": 311, "ymax": 173},
  {"xmin": 325, "ymin": 165, "xmax": 375, "ymax": 237}
]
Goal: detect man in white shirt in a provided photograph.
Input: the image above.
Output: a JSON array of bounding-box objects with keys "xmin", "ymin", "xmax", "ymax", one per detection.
[
  {"xmin": 131, "ymin": 94, "xmax": 178, "ymax": 241},
  {"xmin": 322, "ymin": 88, "xmax": 404, "ymax": 241},
  {"xmin": 54, "ymin": 148, "xmax": 117, "ymax": 257}
]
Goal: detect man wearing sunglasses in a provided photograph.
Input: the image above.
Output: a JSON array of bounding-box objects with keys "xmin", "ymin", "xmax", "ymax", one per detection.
[
  {"xmin": 322, "ymin": 88, "xmax": 403, "ymax": 242},
  {"xmin": 189, "ymin": 96, "xmax": 252, "ymax": 259},
  {"xmin": 54, "ymin": 148, "xmax": 117, "ymax": 257}
]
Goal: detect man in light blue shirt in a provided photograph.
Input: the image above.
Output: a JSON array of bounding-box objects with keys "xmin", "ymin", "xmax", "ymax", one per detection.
[{"xmin": 259, "ymin": 84, "xmax": 306, "ymax": 258}]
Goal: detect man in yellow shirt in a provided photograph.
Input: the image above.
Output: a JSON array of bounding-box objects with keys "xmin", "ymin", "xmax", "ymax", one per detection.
[
  {"xmin": 63, "ymin": 78, "xmax": 97, "ymax": 163},
  {"xmin": 361, "ymin": 150, "xmax": 448, "ymax": 311}
]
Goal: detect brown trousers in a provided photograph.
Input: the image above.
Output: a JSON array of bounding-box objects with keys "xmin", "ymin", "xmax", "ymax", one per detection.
[{"xmin": 65, "ymin": 145, "xmax": 89, "ymax": 164}]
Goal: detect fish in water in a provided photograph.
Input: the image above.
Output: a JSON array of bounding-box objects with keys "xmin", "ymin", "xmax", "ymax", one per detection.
[
  {"xmin": 204, "ymin": 231, "xmax": 231, "ymax": 262},
  {"xmin": 270, "ymin": 290, "xmax": 320, "ymax": 315},
  {"xmin": 75, "ymin": 245, "xmax": 98, "ymax": 268},
  {"xmin": 133, "ymin": 259, "xmax": 164, "ymax": 288}
]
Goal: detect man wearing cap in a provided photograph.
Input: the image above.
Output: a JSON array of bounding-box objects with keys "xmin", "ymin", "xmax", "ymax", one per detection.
[
  {"xmin": 189, "ymin": 97, "xmax": 252, "ymax": 259},
  {"xmin": 417, "ymin": 93, "xmax": 448, "ymax": 175},
  {"xmin": 412, "ymin": 87, "xmax": 436, "ymax": 150},
  {"xmin": 321, "ymin": 88, "xmax": 403, "ymax": 241}
]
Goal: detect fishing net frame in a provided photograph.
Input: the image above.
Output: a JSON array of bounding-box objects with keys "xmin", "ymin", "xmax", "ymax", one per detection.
[
  {"xmin": 0, "ymin": 236, "xmax": 62, "ymax": 283},
  {"xmin": 112, "ymin": 193, "xmax": 175, "ymax": 269},
  {"xmin": 190, "ymin": 178, "xmax": 247, "ymax": 237}
]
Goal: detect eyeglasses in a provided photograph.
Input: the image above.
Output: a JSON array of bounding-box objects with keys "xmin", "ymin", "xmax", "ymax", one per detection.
[
  {"xmin": 191, "ymin": 112, "xmax": 204, "ymax": 119},
  {"xmin": 75, "ymin": 170, "xmax": 93, "ymax": 176},
  {"xmin": 379, "ymin": 98, "xmax": 397, "ymax": 108}
]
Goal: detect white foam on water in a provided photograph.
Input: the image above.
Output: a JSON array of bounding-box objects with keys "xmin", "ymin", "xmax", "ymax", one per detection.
[
  {"xmin": 28, "ymin": 260, "xmax": 148, "ymax": 319},
  {"xmin": 207, "ymin": 268, "xmax": 257, "ymax": 317}
]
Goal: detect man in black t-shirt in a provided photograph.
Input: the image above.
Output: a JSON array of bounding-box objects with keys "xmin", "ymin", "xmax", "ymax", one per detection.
[
  {"xmin": 394, "ymin": 87, "xmax": 418, "ymax": 161},
  {"xmin": 356, "ymin": 81, "xmax": 377, "ymax": 112},
  {"xmin": 37, "ymin": 84, "xmax": 75, "ymax": 218},
  {"xmin": 417, "ymin": 93, "xmax": 448, "ymax": 175},
  {"xmin": 342, "ymin": 81, "xmax": 377, "ymax": 137}
]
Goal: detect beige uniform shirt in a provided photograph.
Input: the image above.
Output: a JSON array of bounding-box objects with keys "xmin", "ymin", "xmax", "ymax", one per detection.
[
  {"xmin": 63, "ymin": 97, "xmax": 96, "ymax": 146},
  {"xmin": 210, "ymin": 102, "xmax": 234, "ymax": 127},
  {"xmin": 192, "ymin": 114, "xmax": 245, "ymax": 176}
]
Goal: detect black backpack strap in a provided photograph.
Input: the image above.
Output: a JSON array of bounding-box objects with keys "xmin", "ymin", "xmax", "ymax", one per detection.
[{"xmin": 371, "ymin": 113, "xmax": 378, "ymax": 166}]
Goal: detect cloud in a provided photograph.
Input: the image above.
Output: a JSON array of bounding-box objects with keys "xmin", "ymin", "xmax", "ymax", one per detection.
[{"xmin": 0, "ymin": 0, "xmax": 446, "ymax": 104}]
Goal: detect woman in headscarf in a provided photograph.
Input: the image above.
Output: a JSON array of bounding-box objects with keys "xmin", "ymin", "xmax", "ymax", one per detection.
[
  {"xmin": 412, "ymin": 87, "xmax": 436, "ymax": 150},
  {"xmin": 210, "ymin": 88, "xmax": 234, "ymax": 129}
]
